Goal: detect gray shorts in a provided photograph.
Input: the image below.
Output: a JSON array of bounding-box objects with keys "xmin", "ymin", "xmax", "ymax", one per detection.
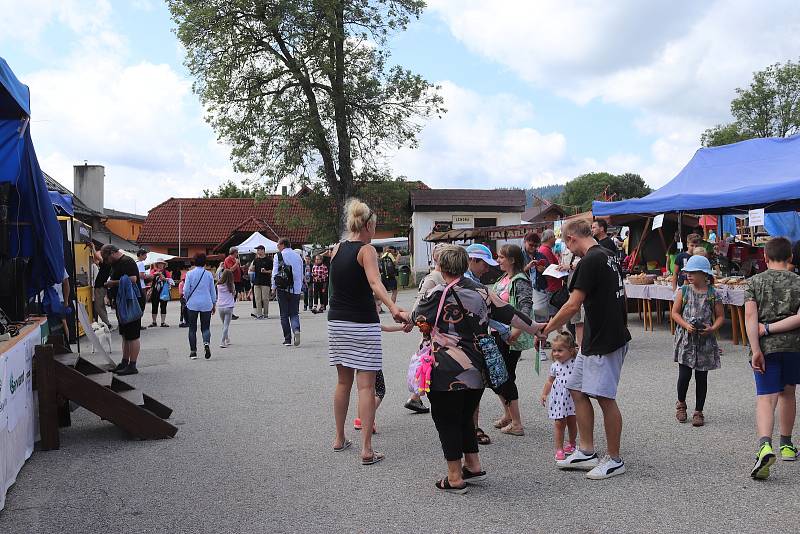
[{"xmin": 566, "ymin": 343, "xmax": 628, "ymax": 399}]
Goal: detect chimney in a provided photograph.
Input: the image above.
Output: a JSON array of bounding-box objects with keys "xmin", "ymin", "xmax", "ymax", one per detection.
[
  {"xmin": 281, "ymin": 185, "xmax": 288, "ymax": 196},
  {"xmin": 74, "ymin": 163, "xmax": 105, "ymax": 214}
]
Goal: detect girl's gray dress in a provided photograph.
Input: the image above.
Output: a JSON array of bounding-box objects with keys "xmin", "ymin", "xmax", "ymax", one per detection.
[{"xmin": 673, "ymin": 287, "xmax": 721, "ymax": 371}]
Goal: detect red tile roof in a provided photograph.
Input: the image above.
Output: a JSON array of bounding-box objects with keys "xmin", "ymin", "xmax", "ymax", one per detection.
[{"xmin": 138, "ymin": 197, "xmax": 312, "ymax": 246}]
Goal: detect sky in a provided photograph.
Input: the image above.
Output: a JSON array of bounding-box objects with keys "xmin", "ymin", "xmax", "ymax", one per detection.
[{"xmin": 3, "ymin": 0, "xmax": 800, "ymax": 214}]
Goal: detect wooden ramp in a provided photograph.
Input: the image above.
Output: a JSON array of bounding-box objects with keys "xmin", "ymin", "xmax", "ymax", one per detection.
[{"xmin": 35, "ymin": 339, "xmax": 177, "ymax": 450}]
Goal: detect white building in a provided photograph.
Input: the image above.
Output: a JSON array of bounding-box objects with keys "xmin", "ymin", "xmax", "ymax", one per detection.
[{"xmin": 409, "ymin": 189, "xmax": 527, "ymax": 278}]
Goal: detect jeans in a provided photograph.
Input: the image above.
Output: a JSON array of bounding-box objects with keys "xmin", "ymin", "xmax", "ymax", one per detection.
[
  {"xmin": 219, "ymin": 307, "xmax": 233, "ymax": 343},
  {"xmin": 253, "ymin": 284, "xmax": 270, "ymax": 317},
  {"xmin": 277, "ymin": 290, "xmax": 301, "ymax": 341},
  {"xmin": 312, "ymin": 281, "xmax": 328, "ymax": 308},
  {"xmin": 186, "ymin": 309, "xmax": 212, "ymax": 352}
]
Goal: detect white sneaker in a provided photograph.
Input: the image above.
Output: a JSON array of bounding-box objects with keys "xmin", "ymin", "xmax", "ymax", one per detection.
[
  {"xmin": 293, "ymin": 331, "xmax": 301, "ymax": 346},
  {"xmin": 586, "ymin": 455, "xmax": 626, "ymax": 480},
  {"xmin": 556, "ymin": 449, "xmax": 599, "ymax": 470}
]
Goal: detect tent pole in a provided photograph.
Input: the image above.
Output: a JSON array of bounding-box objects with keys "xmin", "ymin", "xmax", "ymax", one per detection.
[{"xmin": 69, "ymin": 215, "xmax": 80, "ymax": 354}]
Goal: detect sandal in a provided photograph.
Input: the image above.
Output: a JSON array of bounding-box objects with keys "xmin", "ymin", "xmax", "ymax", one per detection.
[
  {"xmin": 500, "ymin": 424, "xmax": 525, "ymax": 436},
  {"xmin": 361, "ymin": 452, "xmax": 385, "ymax": 465},
  {"xmin": 493, "ymin": 417, "xmax": 511, "ymax": 429},
  {"xmin": 149, "ymin": 322, "xmax": 157, "ymax": 327},
  {"xmin": 333, "ymin": 439, "xmax": 352, "ymax": 452},
  {"xmin": 435, "ymin": 478, "xmax": 467, "ymax": 494},
  {"xmin": 476, "ymin": 428, "xmax": 492, "ymax": 445},
  {"xmin": 462, "ymin": 467, "xmax": 487, "ymax": 483},
  {"xmin": 160, "ymin": 323, "xmax": 169, "ymax": 327}
]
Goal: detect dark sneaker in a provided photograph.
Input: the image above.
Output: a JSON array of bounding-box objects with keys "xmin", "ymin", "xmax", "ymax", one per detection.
[
  {"xmin": 116, "ymin": 364, "xmax": 138, "ymax": 376},
  {"xmin": 178, "ymin": 323, "xmax": 188, "ymax": 328},
  {"xmin": 282, "ymin": 339, "xmax": 292, "ymax": 346},
  {"xmin": 293, "ymin": 332, "xmax": 301, "ymax": 346},
  {"xmin": 112, "ymin": 361, "xmax": 129, "ymax": 373},
  {"xmin": 189, "ymin": 351, "xmax": 198, "ymax": 360},
  {"xmin": 232, "ymin": 315, "xmax": 239, "ymax": 320},
  {"xmin": 204, "ymin": 344, "xmax": 211, "ymax": 359},
  {"xmin": 404, "ymin": 398, "xmax": 430, "ymax": 414}
]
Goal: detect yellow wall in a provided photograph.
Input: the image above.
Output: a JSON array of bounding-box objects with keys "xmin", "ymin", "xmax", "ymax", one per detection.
[{"xmin": 105, "ymin": 218, "xmax": 143, "ymax": 241}]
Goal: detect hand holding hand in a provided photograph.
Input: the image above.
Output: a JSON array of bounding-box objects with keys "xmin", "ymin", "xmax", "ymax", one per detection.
[
  {"xmin": 402, "ymin": 321, "xmax": 414, "ymax": 333},
  {"xmin": 392, "ymin": 307, "xmax": 409, "ymax": 324}
]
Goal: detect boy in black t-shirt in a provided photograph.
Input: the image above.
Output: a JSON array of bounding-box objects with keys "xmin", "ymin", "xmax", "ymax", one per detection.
[{"xmin": 542, "ymin": 218, "xmax": 631, "ymax": 480}]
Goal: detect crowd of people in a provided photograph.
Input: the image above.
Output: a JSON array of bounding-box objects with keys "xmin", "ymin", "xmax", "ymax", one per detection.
[{"xmin": 87, "ymin": 198, "xmax": 800, "ymax": 489}]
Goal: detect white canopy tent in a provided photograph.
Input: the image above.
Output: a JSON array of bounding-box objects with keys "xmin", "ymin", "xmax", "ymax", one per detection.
[
  {"xmin": 237, "ymin": 231, "xmax": 279, "ymax": 254},
  {"xmin": 143, "ymin": 252, "xmax": 176, "ymax": 267}
]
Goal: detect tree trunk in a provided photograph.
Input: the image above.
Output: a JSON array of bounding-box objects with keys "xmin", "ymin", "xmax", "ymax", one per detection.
[{"xmin": 330, "ymin": 1, "xmax": 354, "ymax": 235}]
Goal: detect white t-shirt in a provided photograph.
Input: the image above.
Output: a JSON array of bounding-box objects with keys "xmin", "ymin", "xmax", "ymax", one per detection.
[{"xmin": 136, "ymin": 260, "xmax": 146, "ymax": 288}]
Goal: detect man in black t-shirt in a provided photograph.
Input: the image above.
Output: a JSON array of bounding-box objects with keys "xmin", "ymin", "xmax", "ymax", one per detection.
[
  {"xmin": 542, "ymin": 218, "xmax": 631, "ymax": 480},
  {"xmin": 90, "ymin": 242, "xmax": 112, "ymax": 326},
  {"xmin": 101, "ymin": 245, "xmax": 142, "ymax": 375},
  {"xmin": 250, "ymin": 244, "xmax": 271, "ymax": 319},
  {"xmin": 591, "ymin": 219, "xmax": 618, "ymax": 254}
]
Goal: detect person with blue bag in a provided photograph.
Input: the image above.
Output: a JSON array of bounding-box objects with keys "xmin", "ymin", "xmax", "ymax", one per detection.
[
  {"xmin": 148, "ymin": 260, "xmax": 173, "ymax": 328},
  {"xmin": 411, "ymin": 245, "xmax": 543, "ymax": 494},
  {"xmin": 101, "ymin": 245, "xmax": 143, "ymax": 376}
]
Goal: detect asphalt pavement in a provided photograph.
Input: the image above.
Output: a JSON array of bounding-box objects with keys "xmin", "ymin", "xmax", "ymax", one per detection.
[{"xmin": 2, "ymin": 290, "xmax": 800, "ymax": 533}]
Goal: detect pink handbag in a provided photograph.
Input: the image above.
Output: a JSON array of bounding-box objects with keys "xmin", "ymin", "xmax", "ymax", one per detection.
[{"xmin": 407, "ymin": 278, "xmax": 460, "ymax": 395}]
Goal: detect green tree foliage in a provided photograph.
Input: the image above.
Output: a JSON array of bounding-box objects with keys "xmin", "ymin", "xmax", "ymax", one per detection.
[
  {"xmin": 702, "ymin": 60, "xmax": 800, "ymax": 147},
  {"xmin": 558, "ymin": 172, "xmax": 651, "ymax": 213},
  {"xmin": 526, "ymin": 184, "xmax": 564, "ymax": 206},
  {"xmin": 202, "ymin": 180, "xmax": 272, "ymax": 198},
  {"xmin": 168, "ymin": 0, "xmax": 444, "ymax": 232}
]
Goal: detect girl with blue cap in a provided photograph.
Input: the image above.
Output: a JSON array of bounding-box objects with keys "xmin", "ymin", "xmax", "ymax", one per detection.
[{"xmin": 670, "ymin": 255, "xmax": 725, "ymax": 427}]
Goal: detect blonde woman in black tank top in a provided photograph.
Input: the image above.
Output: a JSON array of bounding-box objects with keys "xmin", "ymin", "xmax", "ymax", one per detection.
[{"xmin": 328, "ymin": 199, "xmax": 409, "ymax": 465}]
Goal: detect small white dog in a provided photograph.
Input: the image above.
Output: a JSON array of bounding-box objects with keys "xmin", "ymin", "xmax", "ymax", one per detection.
[{"xmin": 91, "ymin": 320, "xmax": 112, "ymax": 355}]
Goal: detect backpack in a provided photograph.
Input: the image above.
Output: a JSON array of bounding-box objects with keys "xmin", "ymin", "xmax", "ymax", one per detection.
[
  {"xmin": 274, "ymin": 251, "xmax": 293, "ymax": 290},
  {"xmin": 531, "ymin": 251, "xmax": 549, "ymax": 292},
  {"xmin": 380, "ymin": 254, "xmax": 397, "ymax": 279}
]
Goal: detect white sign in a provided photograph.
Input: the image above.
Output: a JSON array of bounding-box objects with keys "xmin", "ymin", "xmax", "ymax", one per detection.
[
  {"xmin": 749, "ymin": 208, "xmax": 765, "ymax": 227},
  {"xmin": 5, "ymin": 342, "xmax": 28, "ymax": 431},
  {"xmin": 452, "ymin": 215, "xmax": 474, "ymax": 229},
  {"xmin": 652, "ymin": 214, "xmax": 665, "ymax": 230},
  {"xmin": 0, "ymin": 356, "xmax": 7, "ymax": 431}
]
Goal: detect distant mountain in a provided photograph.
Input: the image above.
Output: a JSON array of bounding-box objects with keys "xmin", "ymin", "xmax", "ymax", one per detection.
[{"xmin": 526, "ymin": 184, "xmax": 564, "ymax": 206}]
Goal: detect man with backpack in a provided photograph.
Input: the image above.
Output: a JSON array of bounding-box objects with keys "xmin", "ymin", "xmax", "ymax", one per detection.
[
  {"xmin": 377, "ymin": 246, "xmax": 399, "ymax": 313},
  {"xmin": 272, "ymin": 238, "xmax": 304, "ymax": 346}
]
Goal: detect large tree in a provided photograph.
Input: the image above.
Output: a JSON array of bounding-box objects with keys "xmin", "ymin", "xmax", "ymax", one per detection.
[
  {"xmin": 169, "ymin": 0, "xmax": 443, "ymax": 232},
  {"xmin": 202, "ymin": 179, "xmax": 272, "ymax": 198},
  {"xmin": 558, "ymin": 172, "xmax": 651, "ymax": 213},
  {"xmin": 702, "ymin": 60, "xmax": 800, "ymax": 147}
]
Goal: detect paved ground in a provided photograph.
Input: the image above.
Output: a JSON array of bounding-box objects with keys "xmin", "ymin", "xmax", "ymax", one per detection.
[{"xmin": 2, "ymin": 289, "xmax": 800, "ymax": 533}]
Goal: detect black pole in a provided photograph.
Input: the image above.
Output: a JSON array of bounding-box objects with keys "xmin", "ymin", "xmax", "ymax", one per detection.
[{"xmin": 69, "ymin": 215, "xmax": 80, "ymax": 354}]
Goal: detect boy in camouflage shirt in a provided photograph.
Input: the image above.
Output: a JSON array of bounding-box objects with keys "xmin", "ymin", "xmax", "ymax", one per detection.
[{"xmin": 745, "ymin": 237, "xmax": 800, "ymax": 479}]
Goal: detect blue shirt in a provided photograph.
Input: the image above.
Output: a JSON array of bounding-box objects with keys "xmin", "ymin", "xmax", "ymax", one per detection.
[
  {"xmin": 184, "ymin": 267, "xmax": 217, "ymax": 312},
  {"xmin": 272, "ymin": 248, "xmax": 304, "ymax": 294}
]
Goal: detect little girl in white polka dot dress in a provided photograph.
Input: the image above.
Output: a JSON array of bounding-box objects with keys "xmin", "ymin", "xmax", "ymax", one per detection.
[{"xmin": 539, "ymin": 332, "xmax": 578, "ymax": 461}]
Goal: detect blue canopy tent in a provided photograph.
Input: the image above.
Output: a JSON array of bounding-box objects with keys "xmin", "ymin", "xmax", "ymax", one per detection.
[
  {"xmin": 0, "ymin": 57, "xmax": 65, "ymax": 306},
  {"xmin": 48, "ymin": 191, "xmax": 74, "ymax": 217}
]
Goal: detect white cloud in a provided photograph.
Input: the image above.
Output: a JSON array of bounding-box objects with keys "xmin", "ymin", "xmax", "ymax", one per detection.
[
  {"xmin": 2, "ymin": 1, "xmax": 239, "ymax": 214},
  {"xmin": 429, "ymin": 0, "xmax": 800, "ymax": 186},
  {"xmin": 392, "ymin": 82, "xmax": 567, "ymax": 188},
  {"xmin": 0, "ymin": 0, "xmax": 111, "ymax": 44}
]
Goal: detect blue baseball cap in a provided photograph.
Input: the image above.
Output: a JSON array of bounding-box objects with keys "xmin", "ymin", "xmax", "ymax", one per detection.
[
  {"xmin": 465, "ymin": 243, "xmax": 498, "ymax": 266},
  {"xmin": 682, "ymin": 255, "xmax": 714, "ymax": 276}
]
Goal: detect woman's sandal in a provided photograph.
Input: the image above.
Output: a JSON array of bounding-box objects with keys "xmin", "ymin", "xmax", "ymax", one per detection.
[
  {"xmin": 361, "ymin": 452, "xmax": 385, "ymax": 465},
  {"xmin": 461, "ymin": 466, "xmax": 487, "ymax": 483},
  {"xmin": 476, "ymin": 428, "xmax": 492, "ymax": 445},
  {"xmin": 333, "ymin": 439, "xmax": 352, "ymax": 452},
  {"xmin": 435, "ymin": 478, "xmax": 468, "ymax": 494},
  {"xmin": 500, "ymin": 424, "xmax": 525, "ymax": 436},
  {"xmin": 493, "ymin": 418, "xmax": 511, "ymax": 429}
]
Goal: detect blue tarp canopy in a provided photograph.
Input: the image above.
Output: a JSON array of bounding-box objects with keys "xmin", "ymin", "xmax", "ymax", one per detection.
[
  {"xmin": 48, "ymin": 191, "xmax": 74, "ymax": 216},
  {"xmin": 593, "ymin": 135, "xmax": 800, "ymax": 216},
  {"xmin": 0, "ymin": 57, "xmax": 65, "ymax": 293}
]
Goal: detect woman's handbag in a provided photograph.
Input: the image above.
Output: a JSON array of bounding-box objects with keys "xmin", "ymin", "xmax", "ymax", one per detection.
[
  {"xmin": 549, "ymin": 286, "xmax": 569, "ymax": 309},
  {"xmin": 451, "ymin": 289, "xmax": 508, "ymax": 388},
  {"xmin": 407, "ymin": 278, "xmax": 460, "ymax": 395}
]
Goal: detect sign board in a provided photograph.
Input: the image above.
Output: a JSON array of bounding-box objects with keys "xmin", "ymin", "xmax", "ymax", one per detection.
[
  {"xmin": 748, "ymin": 208, "xmax": 765, "ymax": 227},
  {"xmin": 452, "ymin": 215, "xmax": 474, "ymax": 229},
  {"xmin": 652, "ymin": 214, "xmax": 664, "ymax": 230},
  {"xmin": 553, "ymin": 220, "xmax": 562, "ymax": 238}
]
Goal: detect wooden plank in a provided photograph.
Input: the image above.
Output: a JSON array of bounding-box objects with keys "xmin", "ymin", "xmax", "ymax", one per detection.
[
  {"xmin": 85, "ymin": 372, "xmax": 113, "ymax": 387},
  {"xmin": 54, "ymin": 353, "xmax": 79, "ymax": 367},
  {"xmin": 34, "ymin": 344, "xmax": 60, "ymax": 451},
  {"xmin": 116, "ymin": 389, "xmax": 144, "ymax": 406},
  {"xmin": 53, "ymin": 361, "xmax": 177, "ymax": 439},
  {"xmin": 142, "ymin": 393, "xmax": 174, "ymax": 420}
]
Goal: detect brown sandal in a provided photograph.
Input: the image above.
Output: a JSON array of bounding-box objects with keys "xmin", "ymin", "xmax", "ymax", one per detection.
[
  {"xmin": 676, "ymin": 401, "xmax": 687, "ymax": 423},
  {"xmin": 493, "ymin": 417, "xmax": 511, "ymax": 429},
  {"xmin": 476, "ymin": 428, "xmax": 492, "ymax": 445},
  {"xmin": 692, "ymin": 410, "xmax": 705, "ymax": 427}
]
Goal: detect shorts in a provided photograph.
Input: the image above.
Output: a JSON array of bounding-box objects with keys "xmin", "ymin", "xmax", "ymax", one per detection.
[
  {"xmin": 532, "ymin": 289, "xmax": 552, "ymax": 321},
  {"xmin": 234, "ymin": 281, "xmax": 244, "ymax": 294},
  {"xmin": 118, "ymin": 318, "xmax": 142, "ymax": 341},
  {"xmin": 753, "ymin": 352, "xmax": 800, "ymax": 395},
  {"xmin": 566, "ymin": 343, "xmax": 628, "ymax": 399},
  {"xmin": 570, "ymin": 305, "xmax": 585, "ymax": 326},
  {"xmin": 382, "ymin": 277, "xmax": 398, "ymax": 291}
]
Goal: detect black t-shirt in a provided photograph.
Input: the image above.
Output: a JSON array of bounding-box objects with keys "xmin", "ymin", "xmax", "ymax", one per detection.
[
  {"xmin": 598, "ymin": 236, "xmax": 617, "ymax": 253},
  {"xmin": 94, "ymin": 263, "xmax": 111, "ymax": 288},
  {"xmin": 674, "ymin": 251, "xmax": 691, "ymax": 286},
  {"xmin": 569, "ymin": 245, "xmax": 631, "ymax": 355},
  {"xmin": 110, "ymin": 255, "xmax": 140, "ymax": 284},
  {"xmin": 253, "ymin": 256, "xmax": 272, "ymax": 285}
]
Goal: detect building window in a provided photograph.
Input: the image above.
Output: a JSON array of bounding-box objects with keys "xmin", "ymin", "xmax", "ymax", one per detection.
[
  {"xmin": 167, "ymin": 247, "xmax": 187, "ymax": 256},
  {"xmin": 474, "ymin": 217, "xmax": 497, "ymax": 228}
]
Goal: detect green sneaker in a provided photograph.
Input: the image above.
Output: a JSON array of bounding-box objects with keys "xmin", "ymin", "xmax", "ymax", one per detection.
[
  {"xmin": 780, "ymin": 444, "xmax": 798, "ymax": 461},
  {"xmin": 751, "ymin": 443, "xmax": 776, "ymax": 479}
]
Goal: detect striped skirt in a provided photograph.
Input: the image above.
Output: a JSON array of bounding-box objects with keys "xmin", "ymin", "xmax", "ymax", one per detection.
[{"xmin": 328, "ymin": 320, "xmax": 383, "ymax": 371}]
